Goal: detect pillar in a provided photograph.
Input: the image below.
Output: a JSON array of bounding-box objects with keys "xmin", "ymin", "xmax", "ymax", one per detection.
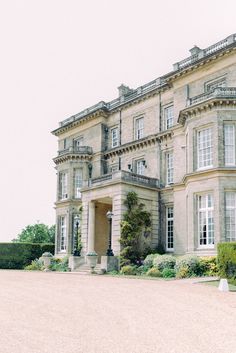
[{"xmin": 87, "ymin": 201, "xmax": 96, "ymax": 253}]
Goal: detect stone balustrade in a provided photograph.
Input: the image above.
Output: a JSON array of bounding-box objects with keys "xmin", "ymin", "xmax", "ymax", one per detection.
[
  {"xmin": 58, "ymin": 146, "xmax": 93, "ymax": 156},
  {"xmin": 187, "ymin": 87, "xmax": 236, "ymax": 106}
]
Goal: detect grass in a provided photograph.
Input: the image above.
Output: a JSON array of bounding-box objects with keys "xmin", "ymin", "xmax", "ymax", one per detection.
[{"xmin": 202, "ymin": 280, "xmax": 236, "ymax": 292}]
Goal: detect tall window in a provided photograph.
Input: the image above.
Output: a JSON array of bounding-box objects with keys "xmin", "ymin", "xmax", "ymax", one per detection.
[
  {"xmin": 136, "ymin": 160, "xmax": 145, "ymax": 175},
  {"xmin": 166, "ymin": 206, "xmax": 174, "ymax": 250},
  {"xmin": 135, "ymin": 117, "xmax": 144, "ymax": 140},
  {"xmin": 74, "ymin": 169, "xmax": 83, "ymax": 198},
  {"xmin": 111, "ymin": 127, "xmax": 119, "ymax": 148},
  {"xmin": 59, "ymin": 172, "xmax": 68, "ymax": 200},
  {"xmin": 74, "ymin": 137, "xmax": 83, "ymax": 151},
  {"xmin": 59, "ymin": 216, "xmax": 67, "ymax": 252},
  {"xmin": 224, "ymin": 125, "xmax": 235, "ymax": 166},
  {"xmin": 197, "ymin": 128, "xmax": 213, "ymax": 169},
  {"xmin": 225, "ymin": 192, "xmax": 236, "ymax": 241},
  {"xmin": 198, "ymin": 194, "xmax": 214, "ymax": 248},
  {"xmin": 164, "ymin": 105, "xmax": 174, "ymax": 129},
  {"xmin": 166, "ymin": 152, "xmax": 173, "ymax": 184}
]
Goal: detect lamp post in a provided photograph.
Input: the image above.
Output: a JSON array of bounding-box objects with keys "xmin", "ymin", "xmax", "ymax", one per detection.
[
  {"xmin": 73, "ymin": 215, "xmax": 80, "ymax": 256},
  {"xmin": 106, "ymin": 210, "xmax": 114, "ymax": 256}
]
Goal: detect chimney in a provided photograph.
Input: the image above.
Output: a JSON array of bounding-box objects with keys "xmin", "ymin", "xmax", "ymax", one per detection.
[
  {"xmin": 118, "ymin": 84, "xmax": 133, "ymax": 97},
  {"xmin": 189, "ymin": 45, "xmax": 201, "ymax": 56}
]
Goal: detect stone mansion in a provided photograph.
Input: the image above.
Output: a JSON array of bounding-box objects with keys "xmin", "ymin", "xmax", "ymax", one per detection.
[{"xmin": 52, "ymin": 34, "xmax": 236, "ymax": 260}]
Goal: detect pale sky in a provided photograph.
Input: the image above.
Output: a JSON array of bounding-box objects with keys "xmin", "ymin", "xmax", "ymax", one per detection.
[{"xmin": 0, "ymin": 0, "xmax": 235, "ymax": 241}]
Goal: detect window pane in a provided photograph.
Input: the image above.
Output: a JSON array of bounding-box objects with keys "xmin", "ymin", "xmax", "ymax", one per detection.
[
  {"xmin": 225, "ymin": 192, "xmax": 236, "ymax": 241},
  {"xmin": 111, "ymin": 128, "xmax": 119, "ymax": 148},
  {"xmin": 198, "ymin": 194, "xmax": 214, "ymax": 247},
  {"xmin": 198, "ymin": 128, "xmax": 213, "ymax": 169},
  {"xmin": 166, "ymin": 152, "xmax": 173, "ymax": 184},
  {"xmin": 164, "ymin": 105, "xmax": 174, "ymax": 129},
  {"xmin": 74, "ymin": 169, "xmax": 82, "ymax": 198},
  {"xmin": 166, "ymin": 206, "xmax": 174, "ymax": 250},
  {"xmin": 224, "ymin": 125, "xmax": 235, "ymax": 166},
  {"xmin": 135, "ymin": 118, "xmax": 144, "ymax": 139}
]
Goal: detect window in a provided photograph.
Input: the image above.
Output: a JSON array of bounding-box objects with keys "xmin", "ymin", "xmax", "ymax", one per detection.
[
  {"xmin": 225, "ymin": 192, "xmax": 236, "ymax": 241},
  {"xmin": 166, "ymin": 152, "xmax": 173, "ymax": 184},
  {"xmin": 74, "ymin": 137, "xmax": 83, "ymax": 151},
  {"xmin": 74, "ymin": 169, "xmax": 82, "ymax": 198},
  {"xmin": 111, "ymin": 127, "xmax": 119, "ymax": 148},
  {"xmin": 198, "ymin": 194, "xmax": 214, "ymax": 248},
  {"xmin": 59, "ymin": 216, "xmax": 67, "ymax": 252},
  {"xmin": 224, "ymin": 124, "xmax": 235, "ymax": 166},
  {"xmin": 197, "ymin": 128, "xmax": 213, "ymax": 169},
  {"xmin": 111, "ymin": 165, "xmax": 119, "ymax": 173},
  {"xmin": 136, "ymin": 160, "xmax": 145, "ymax": 175},
  {"xmin": 135, "ymin": 117, "xmax": 144, "ymax": 140},
  {"xmin": 59, "ymin": 172, "xmax": 68, "ymax": 200},
  {"xmin": 164, "ymin": 105, "xmax": 174, "ymax": 129},
  {"xmin": 166, "ymin": 206, "xmax": 174, "ymax": 250},
  {"xmin": 205, "ymin": 77, "xmax": 226, "ymax": 92}
]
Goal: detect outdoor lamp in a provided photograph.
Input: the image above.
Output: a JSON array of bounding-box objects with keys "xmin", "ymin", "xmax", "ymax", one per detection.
[{"xmin": 106, "ymin": 210, "xmax": 114, "ymax": 256}]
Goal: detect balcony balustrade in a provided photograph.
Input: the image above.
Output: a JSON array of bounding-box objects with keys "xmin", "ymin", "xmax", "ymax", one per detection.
[
  {"xmin": 187, "ymin": 87, "xmax": 236, "ymax": 107},
  {"xmin": 58, "ymin": 146, "xmax": 93, "ymax": 156},
  {"xmin": 91, "ymin": 170, "xmax": 159, "ymax": 188}
]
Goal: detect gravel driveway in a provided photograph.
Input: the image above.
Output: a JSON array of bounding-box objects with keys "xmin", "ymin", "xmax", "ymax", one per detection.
[{"xmin": 0, "ymin": 271, "xmax": 235, "ymax": 353}]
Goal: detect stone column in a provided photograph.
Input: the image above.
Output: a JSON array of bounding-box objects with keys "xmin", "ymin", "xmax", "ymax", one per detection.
[{"xmin": 87, "ymin": 201, "xmax": 96, "ymax": 253}]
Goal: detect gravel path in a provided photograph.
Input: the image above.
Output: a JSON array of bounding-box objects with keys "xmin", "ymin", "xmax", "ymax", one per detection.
[{"xmin": 0, "ymin": 271, "xmax": 235, "ymax": 353}]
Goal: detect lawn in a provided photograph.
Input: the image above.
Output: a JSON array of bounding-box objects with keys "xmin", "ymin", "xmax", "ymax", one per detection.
[{"xmin": 202, "ymin": 280, "xmax": 236, "ymax": 292}]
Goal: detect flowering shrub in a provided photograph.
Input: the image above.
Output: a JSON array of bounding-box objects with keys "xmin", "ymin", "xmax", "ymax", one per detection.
[
  {"xmin": 146, "ymin": 267, "xmax": 162, "ymax": 277},
  {"xmin": 154, "ymin": 255, "xmax": 176, "ymax": 271},
  {"xmin": 199, "ymin": 256, "xmax": 218, "ymax": 276},
  {"xmin": 175, "ymin": 255, "xmax": 200, "ymax": 277},
  {"xmin": 143, "ymin": 254, "xmax": 161, "ymax": 268}
]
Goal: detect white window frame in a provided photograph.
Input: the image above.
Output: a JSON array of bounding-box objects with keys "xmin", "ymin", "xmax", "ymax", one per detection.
[
  {"xmin": 136, "ymin": 159, "xmax": 145, "ymax": 175},
  {"xmin": 135, "ymin": 117, "xmax": 144, "ymax": 140},
  {"xmin": 197, "ymin": 127, "xmax": 213, "ymax": 170},
  {"xmin": 225, "ymin": 192, "xmax": 236, "ymax": 242},
  {"xmin": 197, "ymin": 193, "xmax": 214, "ymax": 248},
  {"xmin": 164, "ymin": 105, "xmax": 174, "ymax": 130},
  {"xmin": 166, "ymin": 206, "xmax": 174, "ymax": 251},
  {"xmin": 166, "ymin": 151, "xmax": 173, "ymax": 185},
  {"xmin": 74, "ymin": 169, "xmax": 83, "ymax": 198},
  {"xmin": 224, "ymin": 124, "xmax": 235, "ymax": 166},
  {"xmin": 59, "ymin": 216, "xmax": 67, "ymax": 252},
  {"xmin": 59, "ymin": 172, "xmax": 68, "ymax": 200},
  {"xmin": 111, "ymin": 127, "xmax": 119, "ymax": 148}
]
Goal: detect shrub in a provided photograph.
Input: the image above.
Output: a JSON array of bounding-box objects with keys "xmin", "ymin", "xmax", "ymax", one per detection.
[
  {"xmin": 146, "ymin": 267, "xmax": 162, "ymax": 277},
  {"xmin": 218, "ymin": 242, "xmax": 236, "ymax": 283},
  {"xmin": 162, "ymin": 268, "xmax": 176, "ymax": 278},
  {"xmin": 24, "ymin": 259, "xmax": 44, "ymax": 271},
  {"xmin": 176, "ymin": 266, "xmax": 189, "ymax": 279},
  {"xmin": 199, "ymin": 256, "xmax": 218, "ymax": 276},
  {"xmin": 135, "ymin": 265, "xmax": 149, "ymax": 275},
  {"xmin": 154, "ymin": 255, "xmax": 176, "ymax": 271},
  {"xmin": 120, "ymin": 265, "xmax": 137, "ymax": 275},
  {"xmin": 0, "ymin": 243, "xmax": 54, "ymax": 269},
  {"xmin": 143, "ymin": 254, "xmax": 161, "ymax": 268},
  {"xmin": 175, "ymin": 255, "xmax": 200, "ymax": 277},
  {"xmin": 50, "ymin": 257, "xmax": 69, "ymax": 272}
]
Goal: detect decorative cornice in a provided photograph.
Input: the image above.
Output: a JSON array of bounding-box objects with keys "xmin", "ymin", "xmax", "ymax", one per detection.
[
  {"xmin": 178, "ymin": 97, "xmax": 236, "ymax": 125},
  {"xmin": 53, "ymin": 153, "xmax": 92, "ymax": 165}
]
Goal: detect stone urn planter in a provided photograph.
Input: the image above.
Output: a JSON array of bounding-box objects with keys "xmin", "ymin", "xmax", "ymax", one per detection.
[
  {"xmin": 40, "ymin": 252, "xmax": 53, "ymax": 272},
  {"xmin": 86, "ymin": 251, "xmax": 98, "ymax": 273}
]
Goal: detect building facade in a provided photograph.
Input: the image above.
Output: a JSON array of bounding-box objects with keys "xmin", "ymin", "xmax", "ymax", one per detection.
[{"xmin": 52, "ymin": 34, "xmax": 236, "ymax": 261}]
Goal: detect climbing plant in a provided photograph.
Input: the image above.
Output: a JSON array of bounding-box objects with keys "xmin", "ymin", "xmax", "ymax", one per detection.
[{"xmin": 120, "ymin": 191, "xmax": 152, "ymax": 267}]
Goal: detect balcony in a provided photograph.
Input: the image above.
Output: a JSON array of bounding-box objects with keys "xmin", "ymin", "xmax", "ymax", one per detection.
[
  {"xmin": 187, "ymin": 87, "xmax": 236, "ymax": 107},
  {"xmin": 58, "ymin": 146, "xmax": 93, "ymax": 156},
  {"xmin": 91, "ymin": 170, "xmax": 159, "ymax": 189}
]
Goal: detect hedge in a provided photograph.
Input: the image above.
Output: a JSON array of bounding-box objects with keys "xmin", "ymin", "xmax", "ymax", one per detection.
[
  {"xmin": 0, "ymin": 243, "xmax": 55, "ymax": 269},
  {"xmin": 218, "ymin": 242, "xmax": 236, "ymax": 284}
]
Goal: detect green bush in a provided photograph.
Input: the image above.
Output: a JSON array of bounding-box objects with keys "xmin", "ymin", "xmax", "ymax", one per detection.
[
  {"xmin": 146, "ymin": 267, "xmax": 162, "ymax": 277},
  {"xmin": 162, "ymin": 268, "xmax": 176, "ymax": 278},
  {"xmin": 199, "ymin": 256, "xmax": 218, "ymax": 276},
  {"xmin": 135, "ymin": 265, "xmax": 149, "ymax": 275},
  {"xmin": 24, "ymin": 259, "xmax": 44, "ymax": 271},
  {"xmin": 143, "ymin": 254, "xmax": 161, "ymax": 268},
  {"xmin": 0, "ymin": 243, "xmax": 54, "ymax": 269},
  {"xmin": 154, "ymin": 255, "xmax": 176, "ymax": 271},
  {"xmin": 175, "ymin": 255, "xmax": 200, "ymax": 277},
  {"xmin": 50, "ymin": 257, "xmax": 69, "ymax": 272},
  {"xmin": 218, "ymin": 242, "xmax": 236, "ymax": 282},
  {"xmin": 120, "ymin": 265, "xmax": 137, "ymax": 275}
]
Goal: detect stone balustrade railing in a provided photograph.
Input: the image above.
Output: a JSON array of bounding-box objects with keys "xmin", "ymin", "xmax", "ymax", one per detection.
[
  {"xmin": 58, "ymin": 146, "xmax": 93, "ymax": 155},
  {"xmin": 91, "ymin": 170, "xmax": 159, "ymax": 188},
  {"xmin": 174, "ymin": 34, "xmax": 236, "ymax": 71},
  {"xmin": 187, "ymin": 87, "xmax": 236, "ymax": 106}
]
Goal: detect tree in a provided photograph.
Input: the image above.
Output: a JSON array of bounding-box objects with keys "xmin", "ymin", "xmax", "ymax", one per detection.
[
  {"xmin": 120, "ymin": 192, "xmax": 152, "ymax": 267},
  {"xmin": 13, "ymin": 223, "xmax": 55, "ymax": 244}
]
